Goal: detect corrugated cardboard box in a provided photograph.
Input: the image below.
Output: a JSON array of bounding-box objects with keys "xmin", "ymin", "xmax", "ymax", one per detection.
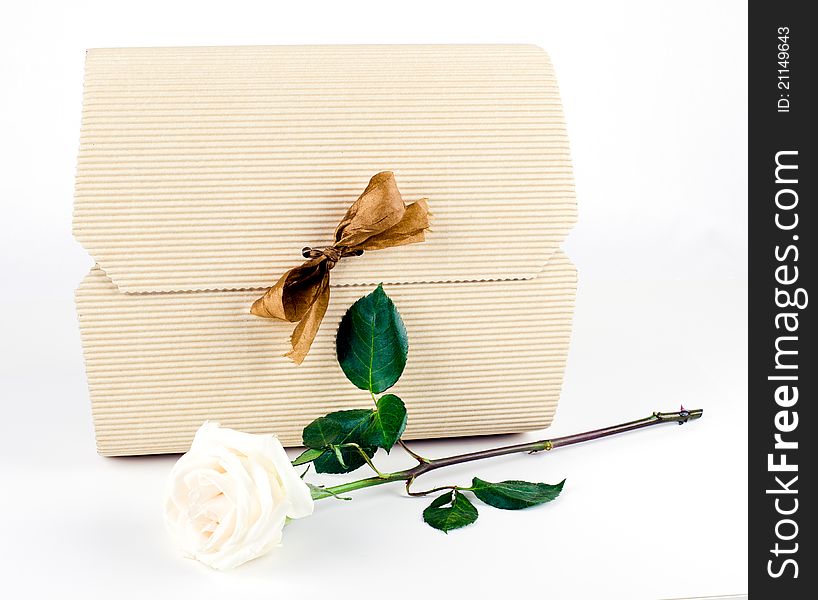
[{"xmin": 74, "ymin": 45, "xmax": 577, "ymax": 455}]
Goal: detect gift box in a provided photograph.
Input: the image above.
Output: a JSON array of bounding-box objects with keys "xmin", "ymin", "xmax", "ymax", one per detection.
[{"xmin": 74, "ymin": 45, "xmax": 577, "ymax": 456}]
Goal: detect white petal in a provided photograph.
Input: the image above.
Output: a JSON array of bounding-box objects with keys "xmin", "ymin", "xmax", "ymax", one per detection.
[
  {"xmin": 263, "ymin": 436, "xmax": 314, "ymax": 519},
  {"xmin": 203, "ymin": 501, "xmax": 289, "ymax": 570},
  {"xmin": 164, "ymin": 422, "xmax": 314, "ymax": 570}
]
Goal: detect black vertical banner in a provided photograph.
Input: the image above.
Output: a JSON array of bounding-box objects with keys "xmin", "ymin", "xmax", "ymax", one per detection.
[{"xmin": 749, "ymin": 2, "xmax": 815, "ymax": 598}]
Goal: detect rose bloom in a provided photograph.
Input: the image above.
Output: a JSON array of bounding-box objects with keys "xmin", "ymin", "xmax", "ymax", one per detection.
[{"xmin": 164, "ymin": 422, "xmax": 314, "ymax": 569}]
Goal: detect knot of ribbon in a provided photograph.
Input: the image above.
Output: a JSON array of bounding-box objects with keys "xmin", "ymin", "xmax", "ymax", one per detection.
[
  {"xmin": 250, "ymin": 171, "xmax": 430, "ymax": 364},
  {"xmin": 300, "ymin": 245, "xmax": 363, "ymax": 265}
]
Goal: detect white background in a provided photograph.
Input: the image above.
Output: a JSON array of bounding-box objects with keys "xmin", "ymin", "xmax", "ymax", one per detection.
[{"xmin": 0, "ymin": 1, "xmax": 747, "ymax": 598}]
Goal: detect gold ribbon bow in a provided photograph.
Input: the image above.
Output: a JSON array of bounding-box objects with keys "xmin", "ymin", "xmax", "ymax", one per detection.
[{"xmin": 251, "ymin": 171, "xmax": 430, "ymax": 364}]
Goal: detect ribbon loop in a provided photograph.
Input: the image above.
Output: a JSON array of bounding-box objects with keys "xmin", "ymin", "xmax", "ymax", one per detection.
[{"xmin": 251, "ymin": 172, "xmax": 430, "ymax": 364}]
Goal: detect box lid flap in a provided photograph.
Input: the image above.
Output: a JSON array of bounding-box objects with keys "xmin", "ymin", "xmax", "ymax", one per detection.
[{"xmin": 74, "ymin": 45, "xmax": 576, "ymax": 293}]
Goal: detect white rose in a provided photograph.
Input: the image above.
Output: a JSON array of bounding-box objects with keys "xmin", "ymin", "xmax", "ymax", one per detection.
[{"xmin": 164, "ymin": 422, "xmax": 314, "ymax": 570}]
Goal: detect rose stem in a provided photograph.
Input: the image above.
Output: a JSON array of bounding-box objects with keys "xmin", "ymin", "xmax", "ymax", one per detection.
[{"xmin": 309, "ymin": 408, "xmax": 703, "ymax": 500}]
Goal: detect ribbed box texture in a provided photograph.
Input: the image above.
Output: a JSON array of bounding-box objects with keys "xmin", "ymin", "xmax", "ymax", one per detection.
[{"xmin": 73, "ymin": 45, "xmax": 578, "ymax": 455}]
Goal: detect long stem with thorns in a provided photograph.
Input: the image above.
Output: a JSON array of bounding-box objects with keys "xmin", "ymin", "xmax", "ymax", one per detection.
[{"xmin": 308, "ymin": 408, "xmax": 703, "ymax": 500}]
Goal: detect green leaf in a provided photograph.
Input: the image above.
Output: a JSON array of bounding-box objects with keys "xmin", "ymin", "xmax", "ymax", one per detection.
[
  {"xmin": 469, "ymin": 478, "xmax": 566, "ymax": 510},
  {"xmin": 322, "ymin": 409, "xmax": 374, "ymax": 438},
  {"xmin": 307, "ymin": 409, "xmax": 378, "ymax": 474},
  {"xmin": 336, "ymin": 284, "xmax": 408, "ymax": 394},
  {"xmin": 361, "ymin": 394, "xmax": 407, "ymax": 452},
  {"xmin": 313, "ymin": 444, "xmax": 376, "ymax": 474},
  {"xmin": 422, "ymin": 490, "xmax": 479, "ymax": 533},
  {"xmin": 292, "ymin": 447, "xmax": 324, "ymax": 466},
  {"xmin": 302, "ymin": 417, "xmax": 343, "ymax": 449}
]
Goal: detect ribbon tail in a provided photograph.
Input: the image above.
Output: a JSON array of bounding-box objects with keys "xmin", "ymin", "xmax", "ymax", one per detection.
[
  {"xmin": 250, "ymin": 271, "xmax": 290, "ymax": 320},
  {"xmin": 285, "ymin": 278, "xmax": 331, "ymax": 365},
  {"xmin": 251, "ymin": 257, "xmax": 328, "ymax": 321}
]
